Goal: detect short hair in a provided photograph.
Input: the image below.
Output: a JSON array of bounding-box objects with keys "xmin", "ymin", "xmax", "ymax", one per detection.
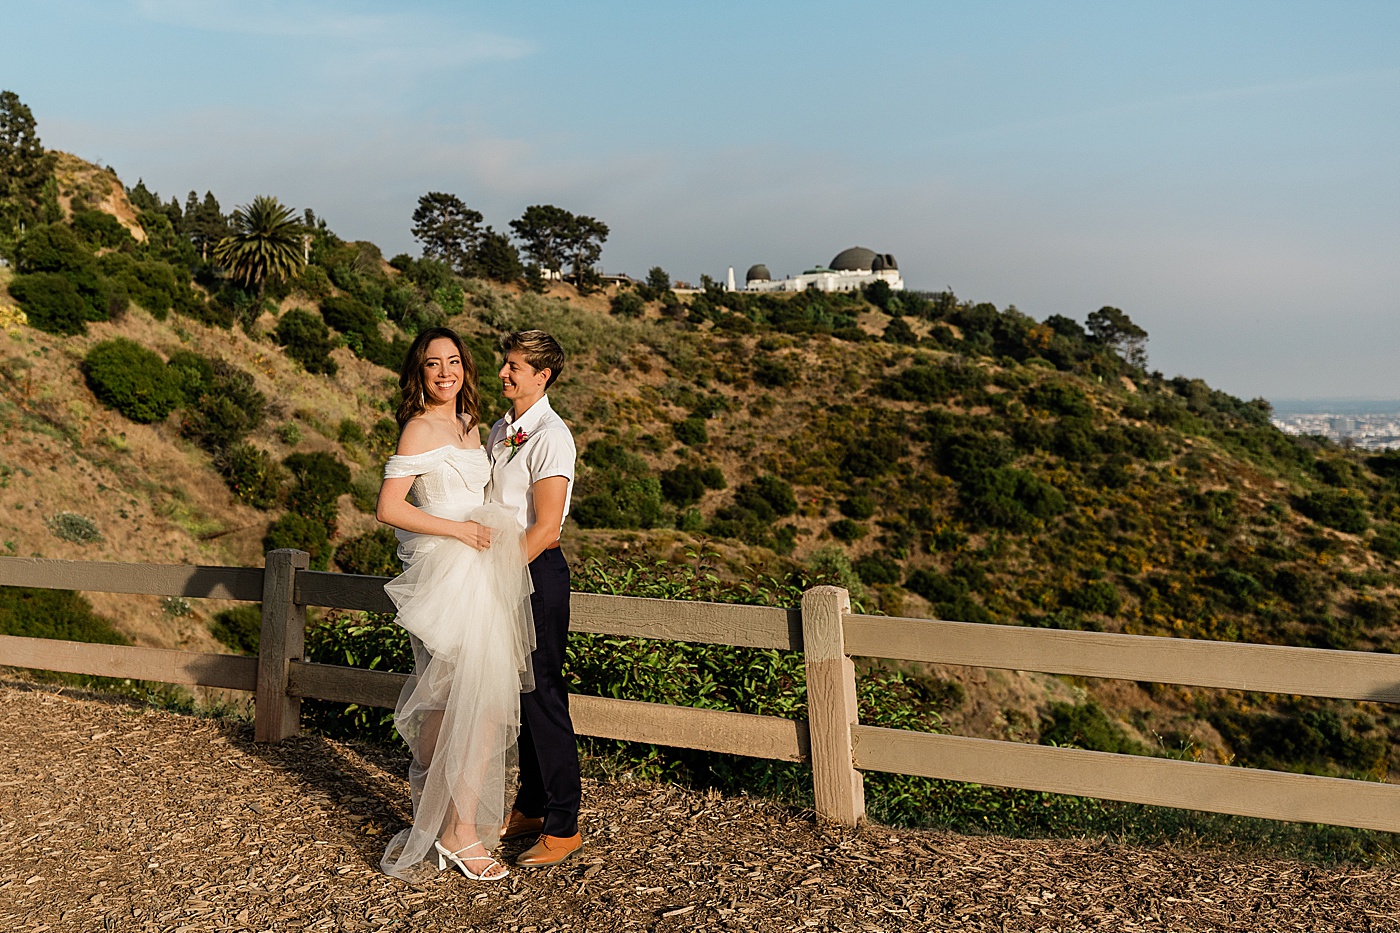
[{"xmin": 500, "ymin": 330, "xmax": 565, "ymax": 389}]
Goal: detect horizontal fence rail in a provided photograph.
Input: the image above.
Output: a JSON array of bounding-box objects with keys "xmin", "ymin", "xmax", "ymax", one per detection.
[
  {"xmin": 844, "ymin": 613, "xmax": 1400, "ymax": 703},
  {"xmin": 850, "ymin": 726, "xmax": 1400, "ymax": 834},
  {"xmin": 3, "ymin": 553, "xmax": 1399, "ymax": 833}
]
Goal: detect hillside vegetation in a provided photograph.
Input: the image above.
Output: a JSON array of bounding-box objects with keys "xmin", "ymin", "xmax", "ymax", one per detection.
[{"xmin": 4, "ymin": 134, "xmax": 1400, "ymax": 814}]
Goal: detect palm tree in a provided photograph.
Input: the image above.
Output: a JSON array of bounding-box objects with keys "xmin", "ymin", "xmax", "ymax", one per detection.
[{"xmin": 212, "ymin": 195, "xmax": 306, "ymax": 298}]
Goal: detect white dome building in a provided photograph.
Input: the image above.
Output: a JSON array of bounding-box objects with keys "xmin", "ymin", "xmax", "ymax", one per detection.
[{"xmin": 742, "ymin": 247, "xmax": 904, "ymax": 293}]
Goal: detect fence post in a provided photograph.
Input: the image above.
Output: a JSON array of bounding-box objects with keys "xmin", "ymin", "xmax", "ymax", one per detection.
[
  {"xmin": 255, "ymin": 548, "xmax": 309, "ymax": 743},
  {"xmin": 801, "ymin": 585, "xmax": 864, "ymax": 826}
]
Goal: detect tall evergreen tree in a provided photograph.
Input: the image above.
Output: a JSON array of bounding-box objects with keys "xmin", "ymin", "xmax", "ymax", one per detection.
[
  {"xmin": 509, "ymin": 204, "xmax": 573, "ymax": 279},
  {"xmin": 213, "ymin": 195, "xmax": 306, "ymax": 298},
  {"xmin": 184, "ymin": 190, "xmax": 229, "ymax": 260},
  {"xmin": 0, "ymin": 90, "xmax": 57, "ymax": 238},
  {"xmin": 563, "ymin": 213, "xmax": 609, "ymax": 282},
  {"xmin": 410, "ymin": 192, "xmax": 482, "ymax": 273}
]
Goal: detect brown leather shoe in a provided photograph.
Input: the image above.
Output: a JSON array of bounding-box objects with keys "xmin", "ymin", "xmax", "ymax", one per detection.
[
  {"xmin": 499, "ymin": 808, "xmax": 545, "ymax": 842},
  {"xmin": 515, "ymin": 832, "xmax": 582, "ymax": 867}
]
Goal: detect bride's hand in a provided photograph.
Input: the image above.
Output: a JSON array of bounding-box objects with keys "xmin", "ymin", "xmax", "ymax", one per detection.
[{"xmin": 455, "ymin": 521, "xmax": 493, "ymax": 550}]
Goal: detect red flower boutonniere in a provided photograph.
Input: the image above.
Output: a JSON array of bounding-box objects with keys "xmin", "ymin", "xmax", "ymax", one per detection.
[{"xmin": 504, "ymin": 428, "xmax": 530, "ymax": 463}]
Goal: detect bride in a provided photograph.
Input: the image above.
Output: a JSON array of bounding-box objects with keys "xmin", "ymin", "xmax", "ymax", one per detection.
[{"xmin": 374, "ymin": 326, "xmax": 535, "ymax": 883}]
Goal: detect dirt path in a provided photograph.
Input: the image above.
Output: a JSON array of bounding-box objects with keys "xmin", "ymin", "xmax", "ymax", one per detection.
[{"xmin": 1, "ymin": 680, "xmax": 1398, "ymax": 932}]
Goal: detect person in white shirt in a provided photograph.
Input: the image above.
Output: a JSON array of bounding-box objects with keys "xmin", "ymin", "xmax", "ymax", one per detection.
[{"xmin": 486, "ymin": 330, "xmax": 583, "ymax": 867}]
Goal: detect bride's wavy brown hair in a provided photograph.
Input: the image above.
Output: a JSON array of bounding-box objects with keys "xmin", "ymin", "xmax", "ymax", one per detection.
[{"xmin": 395, "ymin": 326, "xmax": 481, "ymax": 429}]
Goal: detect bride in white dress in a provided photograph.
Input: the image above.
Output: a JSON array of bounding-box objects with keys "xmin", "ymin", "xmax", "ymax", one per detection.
[{"xmin": 374, "ymin": 327, "xmax": 535, "ymax": 883}]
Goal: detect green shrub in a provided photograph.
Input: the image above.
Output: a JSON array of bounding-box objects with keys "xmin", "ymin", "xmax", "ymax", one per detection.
[
  {"xmin": 180, "ymin": 360, "xmax": 267, "ymax": 452},
  {"xmin": 572, "ymin": 440, "xmax": 667, "ymax": 530},
  {"xmin": 82, "ymin": 338, "xmax": 181, "ymax": 423},
  {"xmin": 71, "ymin": 209, "xmax": 133, "ymax": 249},
  {"xmin": 209, "ymin": 605, "xmax": 262, "ymax": 655},
  {"xmin": 264, "ymin": 513, "xmax": 332, "ymax": 570},
  {"xmin": 334, "ymin": 527, "xmax": 400, "ymax": 577},
  {"xmin": 284, "ymin": 451, "xmax": 353, "ymax": 532},
  {"xmin": 829, "ymin": 518, "xmax": 866, "ymax": 541},
  {"xmin": 1063, "ymin": 580, "xmax": 1123, "ymax": 616},
  {"xmin": 673, "ymin": 416, "xmax": 708, "ymax": 446},
  {"xmin": 610, "ymin": 290, "xmax": 645, "ymax": 318},
  {"xmin": 840, "ymin": 495, "xmax": 876, "ymax": 520},
  {"xmin": 753, "ymin": 356, "xmax": 797, "ymax": 387},
  {"xmin": 1040, "ymin": 701, "xmax": 1144, "ymax": 754},
  {"xmin": 660, "ymin": 465, "xmax": 708, "ymax": 507},
  {"xmin": 44, "ymin": 512, "xmax": 103, "ymax": 545},
  {"xmin": 1296, "ymin": 490, "xmax": 1369, "ymax": 534},
  {"xmin": 879, "ymin": 361, "xmax": 985, "ymax": 403},
  {"xmin": 0, "ymin": 586, "xmax": 127, "ymax": 644},
  {"xmin": 214, "ymin": 443, "xmax": 287, "ymax": 509},
  {"xmin": 7, "ymin": 272, "xmax": 87, "ymax": 335},
  {"xmin": 15, "ymin": 223, "xmax": 92, "ymax": 275},
  {"xmin": 958, "ymin": 467, "xmax": 1066, "ymax": 531},
  {"xmin": 1371, "ymin": 524, "xmax": 1400, "ymax": 559},
  {"xmin": 854, "ymin": 553, "xmax": 901, "ymax": 585},
  {"xmin": 165, "ymin": 350, "xmax": 216, "ymax": 405},
  {"xmin": 275, "ymin": 308, "xmax": 339, "ymax": 376}
]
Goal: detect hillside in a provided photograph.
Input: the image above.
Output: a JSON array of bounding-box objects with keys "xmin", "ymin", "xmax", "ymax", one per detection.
[{"xmin": 3, "ymin": 153, "xmax": 1400, "ymax": 790}]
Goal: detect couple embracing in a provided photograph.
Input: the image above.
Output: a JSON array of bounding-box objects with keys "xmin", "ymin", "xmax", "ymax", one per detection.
[{"xmin": 374, "ymin": 327, "xmax": 581, "ymax": 883}]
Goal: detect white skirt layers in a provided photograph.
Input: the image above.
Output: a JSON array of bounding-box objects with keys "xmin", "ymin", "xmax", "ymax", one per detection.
[{"xmin": 378, "ymin": 502, "xmax": 536, "ymax": 881}]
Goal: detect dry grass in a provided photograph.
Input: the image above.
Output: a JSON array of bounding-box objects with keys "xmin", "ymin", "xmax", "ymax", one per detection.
[{"xmin": 3, "ymin": 679, "xmax": 1399, "ymax": 932}]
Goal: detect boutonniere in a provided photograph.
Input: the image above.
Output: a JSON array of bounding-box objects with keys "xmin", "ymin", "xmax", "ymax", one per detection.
[{"xmin": 504, "ymin": 428, "xmax": 530, "ymax": 462}]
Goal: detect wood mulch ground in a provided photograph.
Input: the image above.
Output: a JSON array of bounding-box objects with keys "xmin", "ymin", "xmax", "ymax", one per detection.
[{"xmin": 2, "ymin": 679, "xmax": 1398, "ymax": 933}]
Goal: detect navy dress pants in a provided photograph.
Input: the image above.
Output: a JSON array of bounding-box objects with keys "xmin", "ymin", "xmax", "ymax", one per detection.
[{"xmin": 513, "ymin": 547, "xmax": 581, "ymax": 837}]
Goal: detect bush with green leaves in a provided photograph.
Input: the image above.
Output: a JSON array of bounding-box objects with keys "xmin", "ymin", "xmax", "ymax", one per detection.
[
  {"xmin": 659, "ymin": 462, "xmax": 726, "ymax": 507},
  {"xmin": 82, "ymin": 338, "xmax": 182, "ymax": 424},
  {"xmin": 1039, "ymin": 701, "xmax": 1145, "ymax": 755},
  {"xmin": 610, "ymin": 290, "xmax": 645, "ymax": 318},
  {"xmin": 334, "ymin": 527, "xmax": 400, "ymax": 577},
  {"xmin": 209, "ymin": 605, "xmax": 262, "ymax": 655},
  {"xmin": 214, "ymin": 443, "xmax": 287, "ymax": 509},
  {"xmin": 275, "ymin": 308, "xmax": 339, "ymax": 376},
  {"xmin": 571, "ymin": 439, "xmax": 667, "ymax": 530},
  {"xmin": 71, "ymin": 209, "xmax": 133, "ymax": 249},
  {"xmin": 263, "ymin": 512, "xmax": 332, "ymax": 570},
  {"xmin": 672, "ymin": 415, "xmax": 708, "ymax": 447},
  {"xmin": 284, "ymin": 451, "xmax": 353, "ymax": 533},
  {"xmin": 1296, "ymin": 489, "xmax": 1370, "ymax": 534},
  {"xmin": 43, "ymin": 512, "xmax": 103, "ymax": 545},
  {"xmin": 707, "ymin": 475, "xmax": 798, "ymax": 553},
  {"xmin": 7, "ymin": 272, "xmax": 87, "ymax": 334},
  {"xmin": 180, "ymin": 360, "xmax": 267, "ymax": 452},
  {"xmin": 0, "ymin": 586, "xmax": 127, "ymax": 644}
]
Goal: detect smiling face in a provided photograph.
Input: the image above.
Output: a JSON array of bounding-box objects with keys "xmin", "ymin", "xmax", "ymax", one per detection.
[
  {"xmin": 499, "ymin": 350, "xmax": 551, "ymax": 412},
  {"xmin": 422, "ymin": 337, "xmax": 465, "ymax": 406}
]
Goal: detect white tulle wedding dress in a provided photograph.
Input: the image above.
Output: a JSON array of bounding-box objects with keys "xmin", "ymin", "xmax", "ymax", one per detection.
[{"xmin": 377, "ymin": 445, "xmax": 535, "ymax": 882}]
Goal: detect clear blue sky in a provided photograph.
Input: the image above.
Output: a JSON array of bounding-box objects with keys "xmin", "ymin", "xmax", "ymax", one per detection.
[{"xmin": 6, "ymin": 0, "xmax": 1399, "ymax": 401}]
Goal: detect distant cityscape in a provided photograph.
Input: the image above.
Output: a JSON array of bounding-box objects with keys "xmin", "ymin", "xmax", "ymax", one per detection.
[{"xmin": 1271, "ymin": 402, "xmax": 1400, "ymax": 450}]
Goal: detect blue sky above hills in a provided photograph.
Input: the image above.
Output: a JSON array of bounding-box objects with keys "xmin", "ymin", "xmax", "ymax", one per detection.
[{"xmin": 6, "ymin": 0, "xmax": 1399, "ymax": 400}]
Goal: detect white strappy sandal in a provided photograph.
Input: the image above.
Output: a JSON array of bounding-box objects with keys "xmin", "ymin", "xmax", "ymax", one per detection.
[{"xmin": 435, "ymin": 840, "xmax": 510, "ymax": 881}]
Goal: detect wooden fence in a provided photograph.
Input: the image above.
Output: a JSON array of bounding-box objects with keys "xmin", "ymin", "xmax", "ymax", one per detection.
[{"xmin": 2, "ymin": 550, "xmax": 1399, "ymax": 832}]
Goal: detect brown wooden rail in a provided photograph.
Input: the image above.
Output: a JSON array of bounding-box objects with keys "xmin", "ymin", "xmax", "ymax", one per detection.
[{"xmin": 2, "ymin": 551, "xmax": 1398, "ymax": 831}]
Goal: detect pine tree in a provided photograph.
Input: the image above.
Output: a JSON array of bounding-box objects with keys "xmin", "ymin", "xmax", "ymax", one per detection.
[{"xmin": 0, "ymin": 90, "xmax": 57, "ymax": 238}]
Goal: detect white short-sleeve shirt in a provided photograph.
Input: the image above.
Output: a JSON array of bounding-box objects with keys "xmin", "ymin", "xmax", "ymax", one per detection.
[{"xmin": 486, "ymin": 394, "xmax": 576, "ymax": 534}]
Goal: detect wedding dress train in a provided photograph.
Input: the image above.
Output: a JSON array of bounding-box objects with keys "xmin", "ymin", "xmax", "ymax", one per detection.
[{"xmin": 377, "ymin": 445, "xmax": 535, "ymax": 881}]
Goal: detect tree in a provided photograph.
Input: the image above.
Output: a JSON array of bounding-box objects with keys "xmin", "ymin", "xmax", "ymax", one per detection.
[
  {"xmin": 411, "ymin": 192, "xmax": 482, "ymax": 273},
  {"xmin": 509, "ymin": 204, "xmax": 573, "ymax": 278},
  {"xmin": 470, "ymin": 227, "xmax": 523, "ymax": 282},
  {"xmin": 212, "ymin": 195, "xmax": 306, "ymax": 299},
  {"xmin": 563, "ymin": 213, "xmax": 609, "ymax": 283},
  {"xmin": 638, "ymin": 265, "xmax": 670, "ymax": 301},
  {"xmin": 0, "ymin": 90, "xmax": 57, "ymax": 240},
  {"xmin": 184, "ymin": 191, "xmax": 230, "ymax": 260},
  {"xmin": 1085, "ymin": 306, "xmax": 1149, "ymax": 368}
]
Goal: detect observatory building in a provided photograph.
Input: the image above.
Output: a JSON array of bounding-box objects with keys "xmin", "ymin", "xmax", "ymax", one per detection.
[{"xmin": 742, "ymin": 246, "xmax": 904, "ymax": 293}]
